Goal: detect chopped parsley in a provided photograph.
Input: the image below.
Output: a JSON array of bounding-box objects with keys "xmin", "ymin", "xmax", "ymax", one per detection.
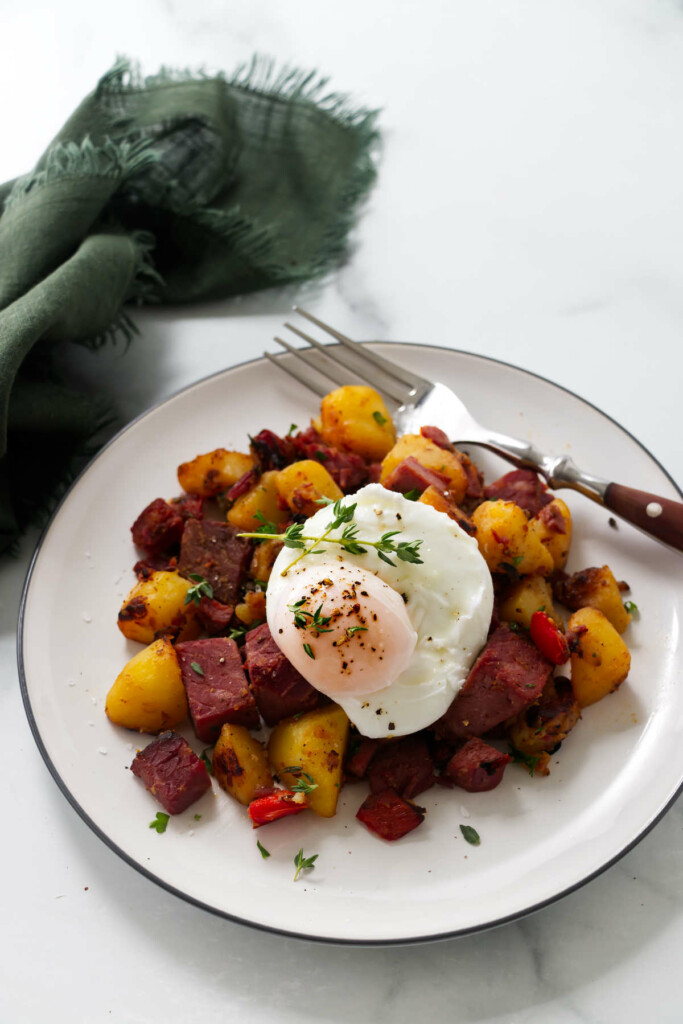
[
  {"xmin": 257, "ymin": 840, "xmax": 271, "ymax": 859},
  {"xmin": 190, "ymin": 661, "xmax": 204, "ymax": 676},
  {"xmin": 459, "ymin": 824, "xmax": 480, "ymax": 846},
  {"xmin": 149, "ymin": 812, "xmax": 169, "ymax": 834},
  {"xmin": 303, "ymin": 643, "xmax": 315, "ymax": 659},
  {"xmin": 510, "ymin": 747, "xmax": 540, "ymax": 776},
  {"xmin": 200, "ymin": 748, "xmax": 213, "ymax": 774},
  {"xmin": 624, "ymin": 600, "xmax": 639, "ymax": 615},
  {"xmin": 372, "ymin": 410, "xmax": 388, "ymax": 426},
  {"xmin": 403, "ymin": 489, "xmax": 421, "ymax": 501}
]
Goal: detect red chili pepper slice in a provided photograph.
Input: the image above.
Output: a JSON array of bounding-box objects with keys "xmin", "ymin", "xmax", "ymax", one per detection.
[
  {"xmin": 529, "ymin": 610, "xmax": 570, "ymax": 665},
  {"xmin": 247, "ymin": 789, "xmax": 308, "ymax": 828}
]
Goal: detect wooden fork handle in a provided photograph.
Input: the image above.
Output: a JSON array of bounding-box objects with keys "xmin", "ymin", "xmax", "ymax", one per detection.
[{"xmin": 604, "ymin": 484, "xmax": 683, "ymax": 552}]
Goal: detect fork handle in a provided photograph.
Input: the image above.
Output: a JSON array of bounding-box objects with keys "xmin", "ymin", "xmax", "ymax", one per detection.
[
  {"xmin": 473, "ymin": 436, "xmax": 683, "ymax": 553},
  {"xmin": 602, "ymin": 484, "xmax": 683, "ymax": 552},
  {"xmin": 542, "ymin": 454, "xmax": 683, "ymax": 552}
]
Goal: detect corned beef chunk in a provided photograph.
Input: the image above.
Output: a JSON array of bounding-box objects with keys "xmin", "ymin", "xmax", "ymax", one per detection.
[
  {"xmin": 444, "ymin": 738, "xmax": 511, "ymax": 792},
  {"xmin": 382, "ymin": 456, "xmax": 450, "ymax": 496},
  {"xmin": 170, "ymin": 493, "xmax": 204, "ymax": 522},
  {"xmin": 178, "ymin": 519, "xmax": 251, "ymax": 605},
  {"xmin": 366, "ymin": 734, "xmax": 436, "ymax": 799},
  {"xmin": 484, "ymin": 469, "xmax": 553, "ymax": 516},
  {"xmin": 456, "ymin": 451, "xmax": 485, "ymax": 501},
  {"xmin": 175, "ymin": 638, "xmax": 260, "ymax": 740},
  {"xmin": 196, "ymin": 596, "xmax": 234, "ymax": 635},
  {"xmin": 537, "ymin": 501, "xmax": 566, "ymax": 534},
  {"xmin": 436, "ymin": 625, "xmax": 553, "ymax": 742},
  {"xmin": 244, "ymin": 623, "xmax": 319, "ymax": 726},
  {"xmin": 131, "ymin": 498, "xmax": 184, "ymax": 555},
  {"xmin": 133, "ymin": 554, "xmax": 178, "ymax": 580},
  {"xmin": 224, "ymin": 468, "xmax": 260, "ymax": 506},
  {"xmin": 291, "ymin": 430, "xmax": 369, "ymax": 492},
  {"xmin": 250, "ymin": 429, "xmax": 294, "ymax": 471},
  {"xmin": 131, "ymin": 731, "xmax": 211, "ymax": 814},
  {"xmin": 419, "ymin": 425, "xmax": 453, "ymax": 451},
  {"xmin": 356, "ymin": 789, "xmax": 425, "ymax": 841},
  {"xmin": 345, "ymin": 736, "xmax": 380, "ymax": 779}
]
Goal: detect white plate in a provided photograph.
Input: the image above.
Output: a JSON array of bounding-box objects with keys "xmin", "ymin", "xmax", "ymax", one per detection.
[{"xmin": 18, "ymin": 345, "xmax": 683, "ymax": 944}]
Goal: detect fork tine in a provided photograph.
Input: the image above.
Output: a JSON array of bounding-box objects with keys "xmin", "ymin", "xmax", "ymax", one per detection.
[
  {"xmin": 293, "ymin": 306, "xmax": 428, "ymax": 392},
  {"xmin": 274, "ymin": 336, "xmax": 353, "ymax": 391},
  {"xmin": 283, "ymin": 322, "xmax": 406, "ymax": 405},
  {"xmin": 264, "ymin": 351, "xmax": 327, "ymax": 398}
]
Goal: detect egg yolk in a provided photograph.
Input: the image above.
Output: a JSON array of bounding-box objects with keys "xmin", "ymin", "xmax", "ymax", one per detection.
[{"xmin": 270, "ymin": 563, "xmax": 417, "ymax": 698}]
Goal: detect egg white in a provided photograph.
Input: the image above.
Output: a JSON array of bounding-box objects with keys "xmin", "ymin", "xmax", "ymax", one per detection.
[{"xmin": 267, "ymin": 484, "xmax": 493, "ymax": 738}]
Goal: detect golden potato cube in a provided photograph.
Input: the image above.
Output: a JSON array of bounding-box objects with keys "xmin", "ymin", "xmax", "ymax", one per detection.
[
  {"xmin": 276, "ymin": 459, "xmax": 343, "ymax": 518},
  {"xmin": 268, "ymin": 705, "xmax": 350, "ymax": 817},
  {"xmin": 380, "ymin": 434, "xmax": 468, "ymax": 504},
  {"xmin": 498, "ymin": 576, "xmax": 560, "ymax": 629},
  {"xmin": 471, "ymin": 500, "xmax": 554, "ymax": 576},
  {"xmin": 528, "ymin": 498, "xmax": 573, "ymax": 570},
  {"xmin": 117, "ymin": 571, "xmax": 197, "ymax": 644},
  {"xmin": 249, "ymin": 537, "xmax": 283, "ymax": 584},
  {"xmin": 212, "ymin": 724, "xmax": 273, "ymax": 805},
  {"xmin": 418, "ymin": 485, "xmax": 475, "ymax": 533},
  {"xmin": 177, "ymin": 448, "xmax": 253, "ymax": 497},
  {"xmin": 234, "ymin": 589, "xmax": 267, "ymax": 627},
  {"xmin": 320, "ymin": 385, "xmax": 396, "ymax": 461},
  {"xmin": 106, "ymin": 638, "xmax": 187, "ymax": 733},
  {"xmin": 227, "ymin": 470, "xmax": 289, "ymax": 532},
  {"xmin": 568, "ymin": 607, "xmax": 631, "ymax": 707},
  {"xmin": 558, "ymin": 565, "xmax": 632, "ymax": 633}
]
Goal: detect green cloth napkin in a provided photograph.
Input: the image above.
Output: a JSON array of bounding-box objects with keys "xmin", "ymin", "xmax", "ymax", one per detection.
[{"xmin": 0, "ymin": 57, "xmax": 378, "ymax": 552}]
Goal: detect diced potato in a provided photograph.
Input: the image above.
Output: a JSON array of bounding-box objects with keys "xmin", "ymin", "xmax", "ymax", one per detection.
[
  {"xmin": 276, "ymin": 459, "xmax": 343, "ymax": 518},
  {"xmin": 508, "ymin": 677, "xmax": 581, "ymax": 756},
  {"xmin": 558, "ymin": 565, "xmax": 631, "ymax": 634},
  {"xmin": 418, "ymin": 485, "xmax": 475, "ymax": 533},
  {"xmin": 320, "ymin": 385, "xmax": 396, "ymax": 461},
  {"xmin": 249, "ymin": 537, "xmax": 283, "ymax": 584},
  {"xmin": 105, "ymin": 638, "xmax": 187, "ymax": 733},
  {"xmin": 380, "ymin": 434, "xmax": 468, "ymax": 504},
  {"xmin": 498, "ymin": 576, "xmax": 560, "ymax": 629},
  {"xmin": 471, "ymin": 500, "xmax": 554, "ymax": 576},
  {"xmin": 117, "ymin": 571, "xmax": 197, "ymax": 644},
  {"xmin": 568, "ymin": 607, "xmax": 631, "ymax": 707},
  {"xmin": 212, "ymin": 724, "xmax": 273, "ymax": 805},
  {"xmin": 177, "ymin": 448, "xmax": 253, "ymax": 497},
  {"xmin": 528, "ymin": 498, "xmax": 573, "ymax": 570},
  {"xmin": 268, "ymin": 705, "xmax": 350, "ymax": 817},
  {"xmin": 234, "ymin": 589, "xmax": 267, "ymax": 627},
  {"xmin": 227, "ymin": 470, "xmax": 289, "ymax": 532}
]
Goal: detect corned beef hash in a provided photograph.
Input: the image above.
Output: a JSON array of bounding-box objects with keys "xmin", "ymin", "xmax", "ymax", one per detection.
[{"xmin": 106, "ymin": 385, "xmax": 633, "ymax": 845}]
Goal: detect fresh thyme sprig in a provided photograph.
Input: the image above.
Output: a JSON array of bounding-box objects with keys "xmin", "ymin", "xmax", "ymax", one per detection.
[
  {"xmin": 293, "ymin": 847, "xmax": 319, "ymax": 882},
  {"xmin": 237, "ymin": 497, "xmax": 423, "ymax": 575},
  {"xmin": 184, "ymin": 573, "xmax": 214, "ymax": 606},
  {"xmin": 287, "ymin": 598, "xmax": 333, "ymax": 634},
  {"xmin": 282, "ymin": 766, "xmax": 319, "ymax": 795}
]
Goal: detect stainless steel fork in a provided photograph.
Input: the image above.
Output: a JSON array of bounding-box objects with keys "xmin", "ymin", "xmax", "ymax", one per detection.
[{"xmin": 267, "ymin": 308, "xmax": 683, "ymax": 553}]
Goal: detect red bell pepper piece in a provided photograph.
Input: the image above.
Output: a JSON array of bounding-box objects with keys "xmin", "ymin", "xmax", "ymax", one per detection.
[
  {"xmin": 247, "ymin": 789, "xmax": 308, "ymax": 828},
  {"xmin": 529, "ymin": 611, "xmax": 570, "ymax": 665}
]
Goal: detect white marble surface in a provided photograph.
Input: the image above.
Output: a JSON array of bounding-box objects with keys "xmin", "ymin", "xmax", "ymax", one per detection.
[{"xmin": 2, "ymin": 0, "xmax": 683, "ymax": 1020}]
